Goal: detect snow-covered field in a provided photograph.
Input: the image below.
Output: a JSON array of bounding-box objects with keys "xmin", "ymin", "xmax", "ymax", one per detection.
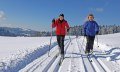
[
  {"xmin": 0, "ymin": 33, "xmax": 120, "ymax": 72},
  {"xmin": 96, "ymin": 33, "xmax": 120, "ymax": 66},
  {"xmin": 0, "ymin": 37, "xmax": 59, "ymax": 72}
]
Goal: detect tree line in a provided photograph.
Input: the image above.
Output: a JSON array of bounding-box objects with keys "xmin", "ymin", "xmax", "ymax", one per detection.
[
  {"xmin": 68, "ymin": 25, "xmax": 120, "ymax": 36},
  {"xmin": 0, "ymin": 25, "xmax": 120, "ymax": 37}
]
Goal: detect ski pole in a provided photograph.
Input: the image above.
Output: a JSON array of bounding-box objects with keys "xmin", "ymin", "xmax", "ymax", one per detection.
[
  {"xmin": 96, "ymin": 35, "xmax": 99, "ymax": 48},
  {"xmin": 67, "ymin": 30, "xmax": 72, "ymax": 45},
  {"xmin": 96, "ymin": 35, "xmax": 105, "ymax": 53},
  {"xmin": 82, "ymin": 36, "xmax": 85, "ymax": 47},
  {"xmin": 69, "ymin": 35, "xmax": 72, "ymax": 44},
  {"xmin": 48, "ymin": 28, "xmax": 53, "ymax": 57}
]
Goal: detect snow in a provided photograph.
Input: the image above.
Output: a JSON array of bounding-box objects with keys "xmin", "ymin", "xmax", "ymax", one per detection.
[
  {"xmin": 0, "ymin": 33, "xmax": 120, "ymax": 72},
  {"xmin": 95, "ymin": 33, "xmax": 120, "ymax": 65},
  {"xmin": 97, "ymin": 33, "xmax": 120, "ymax": 48},
  {"xmin": 0, "ymin": 36, "xmax": 58, "ymax": 72}
]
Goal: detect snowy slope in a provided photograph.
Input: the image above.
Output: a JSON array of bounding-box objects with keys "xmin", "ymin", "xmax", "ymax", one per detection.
[
  {"xmin": 96, "ymin": 33, "xmax": 120, "ymax": 48},
  {"xmin": 0, "ymin": 33, "xmax": 120, "ymax": 72},
  {"xmin": 0, "ymin": 36, "xmax": 60, "ymax": 72},
  {"xmin": 94, "ymin": 33, "xmax": 120, "ymax": 66}
]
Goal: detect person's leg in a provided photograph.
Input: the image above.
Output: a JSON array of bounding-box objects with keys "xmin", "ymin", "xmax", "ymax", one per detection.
[
  {"xmin": 85, "ymin": 36, "xmax": 91, "ymax": 53},
  {"xmin": 61, "ymin": 35, "xmax": 65, "ymax": 55},
  {"xmin": 90, "ymin": 36, "xmax": 95, "ymax": 51},
  {"xmin": 57, "ymin": 35, "xmax": 61, "ymax": 54},
  {"xmin": 57, "ymin": 35, "xmax": 61, "ymax": 48}
]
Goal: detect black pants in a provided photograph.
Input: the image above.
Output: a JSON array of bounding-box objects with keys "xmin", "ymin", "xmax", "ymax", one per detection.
[
  {"xmin": 86, "ymin": 36, "xmax": 95, "ymax": 53},
  {"xmin": 57, "ymin": 35, "xmax": 65, "ymax": 55}
]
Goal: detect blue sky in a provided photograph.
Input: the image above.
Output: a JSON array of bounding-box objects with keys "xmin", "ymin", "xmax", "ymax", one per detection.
[{"xmin": 0, "ymin": 0, "xmax": 120, "ymax": 31}]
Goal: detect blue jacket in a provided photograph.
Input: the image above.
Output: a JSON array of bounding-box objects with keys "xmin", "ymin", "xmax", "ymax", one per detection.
[{"xmin": 84, "ymin": 20, "xmax": 99, "ymax": 36}]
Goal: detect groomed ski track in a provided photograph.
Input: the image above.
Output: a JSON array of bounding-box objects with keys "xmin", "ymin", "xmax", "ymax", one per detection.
[{"xmin": 19, "ymin": 37, "xmax": 120, "ymax": 72}]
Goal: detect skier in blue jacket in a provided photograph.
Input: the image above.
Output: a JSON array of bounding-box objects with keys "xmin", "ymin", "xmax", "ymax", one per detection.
[{"xmin": 84, "ymin": 14, "xmax": 99, "ymax": 54}]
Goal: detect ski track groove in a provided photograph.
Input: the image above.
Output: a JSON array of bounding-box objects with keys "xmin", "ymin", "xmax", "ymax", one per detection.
[
  {"xmin": 19, "ymin": 39, "xmax": 71, "ymax": 72},
  {"xmin": 76, "ymin": 38, "xmax": 96, "ymax": 72},
  {"xmin": 78, "ymin": 37, "xmax": 111, "ymax": 72},
  {"xmin": 20, "ymin": 37, "xmax": 119, "ymax": 72}
]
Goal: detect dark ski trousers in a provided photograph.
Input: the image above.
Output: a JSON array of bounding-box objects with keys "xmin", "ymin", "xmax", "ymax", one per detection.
[
  {"xmin": 57, "ymin": 35, "xmax": 65, "ymax": 55},
  {"xmin": 86, "ymin": 36, "xmax": 95, "ymax": 53}
]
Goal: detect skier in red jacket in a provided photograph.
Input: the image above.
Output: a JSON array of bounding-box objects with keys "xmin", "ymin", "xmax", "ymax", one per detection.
[{"xmin": 52, "ymin": 14, "xmax": 70, "ymax": 59}]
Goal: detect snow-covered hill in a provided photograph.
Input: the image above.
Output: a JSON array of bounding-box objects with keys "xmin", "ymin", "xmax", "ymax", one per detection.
[
  {"xmin": 0, "ymin": 27, "xmax": 41, "ymax": 37},
  {"xmin": 0, "ymin": 33, "xmax": 120, "ymax": 72},
  {"xmin": 95, "ymin": 33, "xmax": 120, "ymax": 65}
]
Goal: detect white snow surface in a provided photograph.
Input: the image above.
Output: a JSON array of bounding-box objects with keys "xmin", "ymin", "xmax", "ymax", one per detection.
[
  {"xmin": 0, "ymin": 36, "xmax": 59, "ymax": 72},
  {"xmin": 0, "ymin": 33, "xmax": 120, "ymax": 72}
]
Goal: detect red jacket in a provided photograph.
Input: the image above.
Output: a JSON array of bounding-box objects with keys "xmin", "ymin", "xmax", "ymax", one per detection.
[{"xmin": 52, "ymin": 19, "xmax": 70, "ymax": 35}]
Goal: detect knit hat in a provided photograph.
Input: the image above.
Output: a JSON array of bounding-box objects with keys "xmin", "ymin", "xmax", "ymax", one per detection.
[
  {"xmin": 88, "ymin": 14, "xmax": 94, "ymax": 17},
  {"xmin": 59, "ymin": 13, "xmax": 64, "ymax": 17},
  {"xmin": 88, "ymin": 14, "xmax": 94, "ymax": 19}
]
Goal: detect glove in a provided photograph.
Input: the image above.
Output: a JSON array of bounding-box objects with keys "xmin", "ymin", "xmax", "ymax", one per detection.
[
  {"xmin": 67, "ymin": 28, "xmax": 70, "ymax": 32},
  {"xmin": 84, "ymin": 33, "xmax": 87, "ymax": 36},
  {"xmin": 52, "ymin": 19, "xmax": 55, "ymax": 23},
  {"xmin": 96, "ymin": 31, "xmax": 99, "ymax": 35}
]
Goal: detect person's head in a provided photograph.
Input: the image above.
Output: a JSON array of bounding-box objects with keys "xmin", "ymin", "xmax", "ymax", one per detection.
[
  {"xmin": 59, "ymin": 13, "xmax": 64, "ymax": 21},
  {"xmin": 88, "ymin": 14, "xmax": 94, "ymax": 21}
]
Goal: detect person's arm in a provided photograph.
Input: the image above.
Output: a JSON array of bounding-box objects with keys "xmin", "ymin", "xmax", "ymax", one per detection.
[
  {"xmin": 65, "ymin": 21, "xmax": 70, "ymax": 32},
  {"xmin": 95, "ymin": 21, "xmax": 99, "ymax": 35},
  {"xmin": 52, "ymin": 19, "xmax": 56, "ymax": 28}
]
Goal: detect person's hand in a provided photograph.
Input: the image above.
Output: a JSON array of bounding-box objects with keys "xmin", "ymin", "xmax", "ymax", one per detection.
[
  {"xmin": 67, "ymin": 28, "xmax": 70, "ymax": 32},
  {"xmin": 84, "ymin": 34, "xmax": 87, "ymax": 37},
  {"xmin": 96, "ymin": 31, "xmax": 99, "ymax": 35},
  {"xmin": 52, "ymin": 19, "xmax": 55, "ymax": 23}
]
